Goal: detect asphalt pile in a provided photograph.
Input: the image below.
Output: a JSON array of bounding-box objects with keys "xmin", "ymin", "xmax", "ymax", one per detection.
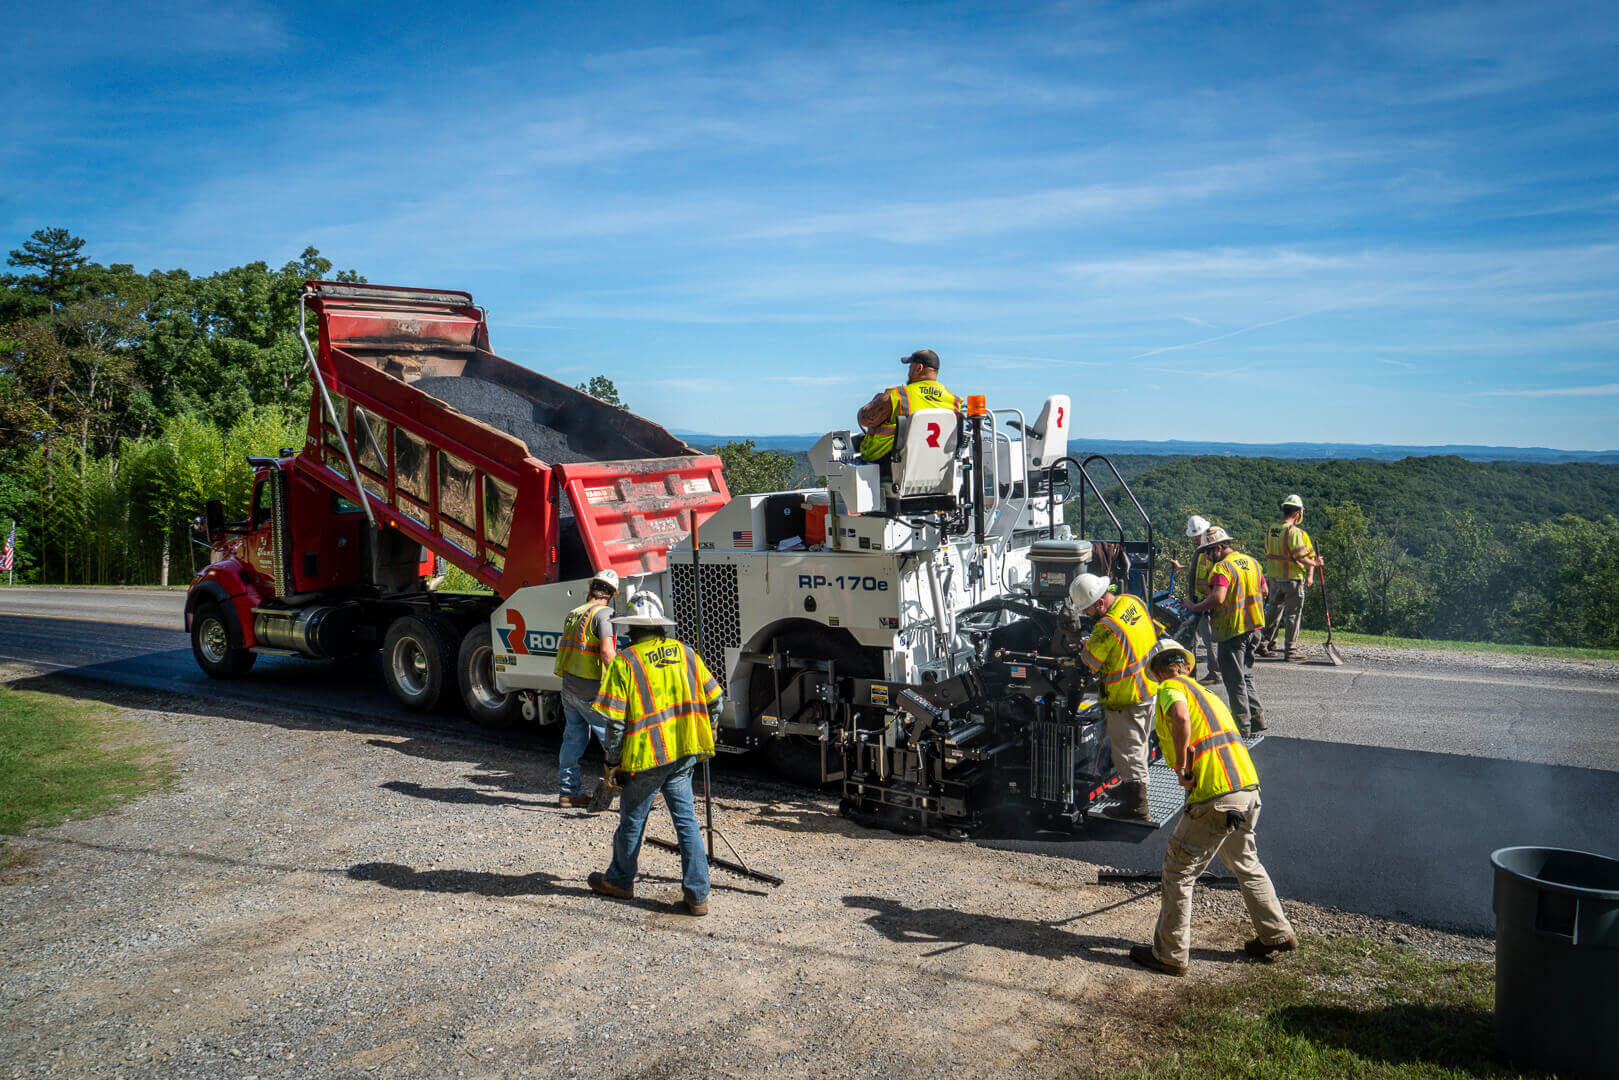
[{"xmin": 414, "ymin": 376, "xmax": 602, "ymax": 465}]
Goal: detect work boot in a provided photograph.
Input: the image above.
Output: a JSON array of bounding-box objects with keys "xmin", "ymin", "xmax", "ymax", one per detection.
[
  {"xmin": 683, "ymin": 896, "xmax": 709, "ymax": 917},
  {"xmin": 587, "ymin": 872, "xmax": 633, "ymax": 900},
  {"xmin": 559, "ymin": 794, "xmax": 592, "ymax": 809},
  {"xmin": 1121, "ymin": 781, "xmax": 1150, "ymax": 820},
  {"xmin": 1244, "ymin": 934, "xmax": 1297, "ymax": 959},
  {"xmin": 1129, "ymin": 944, "xmax": 1187, "ymax": 977}
]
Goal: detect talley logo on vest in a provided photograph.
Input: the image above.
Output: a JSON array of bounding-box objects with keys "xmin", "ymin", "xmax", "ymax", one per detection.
[{"xmin": 646, "ymin": 643, "xmax": 684, "ymax": 668}]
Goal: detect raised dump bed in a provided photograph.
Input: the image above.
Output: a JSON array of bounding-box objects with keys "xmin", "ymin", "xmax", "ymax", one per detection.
[{"xmin": 300, "ymin": 281, "xmax": 727, "ymax": 594}]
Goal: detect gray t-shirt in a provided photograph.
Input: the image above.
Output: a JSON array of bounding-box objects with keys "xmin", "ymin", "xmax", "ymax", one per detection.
[{"xmin": 561, "ymin": 605, "xmax": 617, "ymax": 702}]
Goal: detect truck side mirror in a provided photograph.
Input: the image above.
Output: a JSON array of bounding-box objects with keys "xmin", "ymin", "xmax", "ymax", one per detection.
[{"xmin": 204, "ymin": 499, "xmax": 226, "ymax": 537}]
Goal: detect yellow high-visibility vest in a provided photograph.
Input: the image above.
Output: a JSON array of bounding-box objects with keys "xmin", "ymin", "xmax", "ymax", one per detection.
[
  {"xmin": 553, "ymin": 601, "xmax": 610, "ymax": 683},
  {"xmin": 1210, "ymin": 551, "xmax": 1266, "ymax": 642},
  {"xmin": 1191, "ymin": 552, "xmax": 1214, "ymax": 601},
  {"xmin": 593, "ymin": 636, "xmax": 721, "ymax": 774},
  {"xmin": 1264, "ymin": 523, "xmax": 1315, "ymax": 582},
  {"xmin": 861, "ymin": 380, "xmax": 960, "ymax": 462},
  {"xmin": 1153, "ymin": 674, "xmax": 1260, "ymax": 805},
  {"xmin": 1080, "ymin": 593, "xmax": 1161, "ymax": 708}
]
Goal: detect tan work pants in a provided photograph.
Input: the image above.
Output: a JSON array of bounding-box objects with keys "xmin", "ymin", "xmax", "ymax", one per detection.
[
  {"xmin": 1104, "ymin": 700, "xmax": 1153, "ymax": 785},
  {"xmin": 1264, "ymin": 579, "xmax": 1306, "ymax": 652},
  {"xmin": 1153, "ymin": 789, "xmax": 1293, "ymax": 968}
]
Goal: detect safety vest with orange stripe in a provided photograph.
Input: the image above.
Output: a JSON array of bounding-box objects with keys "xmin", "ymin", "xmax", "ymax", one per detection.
[
  {"xmin": 1264, "ymin": 522, "xmax": 1315, "ymax": 582},
  {"xmin": 1079, "ymin": 593, "xmax": 1161, "ymax": 708},
  {"xmin": 1210, "ymin": 551, "xmax": 1267, "ymax": 642},
  {"xmin": 1153, "ymin": 675, "xmax": 1259, "ymax": 805},
  {"xmin": 554, "ymin": 600, "xmax": 611, "ymax": 683},
  {"xmin": 593, "ymin": 635, "xmax": 722, "ymax": 774},
  {"xmin": 860, "ymin": 380, "xmax": 960, "ymax": 463}
]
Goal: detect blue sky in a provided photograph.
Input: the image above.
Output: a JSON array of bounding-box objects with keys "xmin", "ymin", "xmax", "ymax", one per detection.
[{"xmin": 4, "ymin": 0, "xmax": 1616, "ymax": 448}]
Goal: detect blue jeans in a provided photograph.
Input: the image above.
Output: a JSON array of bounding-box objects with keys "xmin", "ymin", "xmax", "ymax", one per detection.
[
  {"xmin": 604, "ymin": 756, "xmax": 710, "ymax": 903},
  {"xmin": 558, "ymin": 690, "xmax": 608, "ymax": 797}
]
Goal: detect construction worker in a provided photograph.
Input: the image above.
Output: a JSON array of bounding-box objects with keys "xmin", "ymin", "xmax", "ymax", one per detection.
[
  {"xmin": 1166, "ymin": 514, "xmax": 1221, "ymax": 684},
  {"xmin": 1128, "ymin": 639, "xmax": 1295, "ymax": 976},
  {"xmin": 1186, "ymin": 527, "xmax": 1269, "ymax": 736},
  {"xmin": 587, "ymin": 590, "xmax": 723, "ymax": 916},
  {"xmin": 855, "ymin": 348, "xmax": 961, "ymax": 464},
  {"xmin": 553, "ymin": 569, "xmax": 620, "ymax": 808},
  {"xmin": 1258, "ymin": 494, "xmax": 1323, "ymax": 660},
  {"xmin": 1068, "ymin": 572, "xmax": 1160, "ymax": 819}
]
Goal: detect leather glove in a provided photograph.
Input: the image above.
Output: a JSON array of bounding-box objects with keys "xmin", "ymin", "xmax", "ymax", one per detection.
[{"xmin": 604, "ymin": 765, "xmax": 623, "ymax": 791}]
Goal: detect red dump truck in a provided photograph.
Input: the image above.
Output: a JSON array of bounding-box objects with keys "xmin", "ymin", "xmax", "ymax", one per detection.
[{"xmin": 186, "ymin": 281, "xmax": 728, "ymax": 723}]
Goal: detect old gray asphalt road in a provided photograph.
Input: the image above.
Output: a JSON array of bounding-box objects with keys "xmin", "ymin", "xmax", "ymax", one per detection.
[{"xmin": 2, "ymin": 590, "xmax": 1616, "ymax": 932}]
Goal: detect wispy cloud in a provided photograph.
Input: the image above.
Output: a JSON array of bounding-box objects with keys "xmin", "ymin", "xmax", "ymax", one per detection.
[{"xmin": 1481, "ymin": 384, "xmax": 1619, "ymax": 398}]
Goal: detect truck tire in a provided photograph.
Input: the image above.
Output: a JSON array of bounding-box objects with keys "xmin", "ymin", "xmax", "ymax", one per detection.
[
  {"xmin": 457, "ymin": 625, "xmax": 520, "ymax": 728},
  {"xmin": 383, "ymin": 614, "xmax": 457, "ymax": 711},
  {"xmin": 191, "ymin": 602, "xmax": 257, "ymax": 679}
]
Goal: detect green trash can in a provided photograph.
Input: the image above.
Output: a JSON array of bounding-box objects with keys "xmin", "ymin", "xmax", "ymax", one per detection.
[{"xmin": 1491, "ymin": 846, "xmax": 1619, "ymax": 1078}]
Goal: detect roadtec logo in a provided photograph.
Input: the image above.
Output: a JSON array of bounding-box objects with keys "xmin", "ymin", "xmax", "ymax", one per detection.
[{"xmin": 498, "ymin": 610, "xmax": 560, "ymax": 656}]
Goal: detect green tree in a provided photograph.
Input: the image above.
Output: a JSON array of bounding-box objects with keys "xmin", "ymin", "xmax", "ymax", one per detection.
[
  {"xmin": 575, "ymin": 375, "xmax": 624, "ymax": 408},
  {"xmin": 715, "ymin": 439, "xmax": 795, "ymax": 496},
  {"xmin": 2, "ymin": 227, "xmax": 89, "ymax": 319}
]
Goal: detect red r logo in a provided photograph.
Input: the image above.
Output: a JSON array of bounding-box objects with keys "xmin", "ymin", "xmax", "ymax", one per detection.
[
  {"xmin": 925, "ymin": 422, "xmax": 942, "ymax": 448},
  {"xmin": 1056, "ymin": 406, "xmax": 1065, "ymax": 429}
]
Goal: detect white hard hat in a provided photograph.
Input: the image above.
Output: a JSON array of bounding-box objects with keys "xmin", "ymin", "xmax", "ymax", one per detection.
[
  {"xmin": 613, "ymin": 589, "xmax": 675, "ymax": 629},
  {"xmin": 1069, "ymin": 573, "xmax": 1111, "ymax": 611},
  {"xmin": 1281, "ymin": 494, "xmax": 1304, "ymax": 510},
  {"xmin": 1197, "ymin": 526, "xmax": 1232, "ymax": 551},
  {"xmin": 1184, "ymin": 514, "xmax": 1210, "ymax": 539},
  {"xmin": 1148, "ymin": 637, "xmax": 1196, "ymax": 675},
  {"xmin": 590, "ymin": 568, "xmax": 620, "ymax": 594}
]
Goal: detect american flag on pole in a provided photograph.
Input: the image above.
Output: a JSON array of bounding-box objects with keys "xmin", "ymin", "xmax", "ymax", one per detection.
[{"xmin": 1, "ymin": 523, "xmax": 13, "ymax": 573}]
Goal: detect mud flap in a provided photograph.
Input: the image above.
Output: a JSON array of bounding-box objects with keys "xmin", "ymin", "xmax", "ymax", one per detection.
[{"xmin": 1089, "ymin": 733, "xmax": 1266, "ymax": 829}]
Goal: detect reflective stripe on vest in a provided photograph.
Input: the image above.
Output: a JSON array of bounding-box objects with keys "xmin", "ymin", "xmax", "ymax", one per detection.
[
  {"xmin": 1167, "ymin": 675, "xmax": 1259, "ymax": 804},
  {"xmin": 553, "ymin": 601, "xmax": 609, "ymax": 682},
  {"xmin": 1211, "ymin": 552, "xmax": 1266, "ymax": 641},
  {"xmin": 613, "ymin": 638, "xmax": 719, "ymax": 774},
  {"xmin": 1085, "ymin": 594, "xmax": 1160, "ymax": 708},
  {"xmin": 1265, "ymin": 524, "xmax": 1311, "ymax": 581},
  {"xmin": 861, "ymin": 380, "xmax": 960, "ymax": 462}
]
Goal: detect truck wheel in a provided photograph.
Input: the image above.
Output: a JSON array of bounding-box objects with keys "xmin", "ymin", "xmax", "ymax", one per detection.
[
  {"xmin": 383, "ymin": 615, "xmax": 456, "ymax": 711},
  {"xmin": 457, "ymin": 625, "xmax": 520, "ymax": 728},
  {"xmin": 191, "ymin": 602, "xmax": 257, "ymax": 679}
]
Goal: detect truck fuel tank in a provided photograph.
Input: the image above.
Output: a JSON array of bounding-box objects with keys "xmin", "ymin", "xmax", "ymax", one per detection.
[{"xmin": 251, "ymin": 605, "xmax": 362, "ymax": 658}]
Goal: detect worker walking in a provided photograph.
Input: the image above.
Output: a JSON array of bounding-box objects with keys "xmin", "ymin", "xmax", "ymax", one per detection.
[
  {"xmin": 587, "ymin": 591, "xmax": 724, "ymax": 916},
  {"xmin": 1069, "ymin": 573, "xmax": 1160, "ymax": 819},
  {"xmin": 855, "ymin": 349, "xmax": 961, "ymax": 464},
  {"xmin": 1129, "ymin": 639, "xmax": 1295, "ymax": 977},
  {"xmin": 553, "ymin": 569, "xmax": 620, "ymax": 808},
  {"xmin": 1187, "ymin": 527, "xmax": 1269, "ymax": 736},
  {"xmin": 1258, "ymin": 494, "xmax": 1323, "ymax": 661}
]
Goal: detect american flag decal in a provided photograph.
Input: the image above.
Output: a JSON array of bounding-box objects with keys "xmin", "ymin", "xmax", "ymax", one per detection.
[{"xmin": 732, "ymin": 530, "xmax": 753, "ymax": 548}]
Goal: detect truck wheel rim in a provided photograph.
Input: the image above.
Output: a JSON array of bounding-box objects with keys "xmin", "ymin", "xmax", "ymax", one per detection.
[
  {"xmin": 200, "ymin": 619, "xmax": 229, "ymax": 663},
  {"xmin": 466, "ymin": 643, "xmax": 505, "ymax": 711},
  {"xmin": 393, "ymin": 640, "xmax": 429, "ymax": 697}
]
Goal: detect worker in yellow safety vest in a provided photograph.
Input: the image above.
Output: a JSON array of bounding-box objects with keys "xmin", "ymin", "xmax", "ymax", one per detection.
[
  {"xmin": 855, "ymin": 348, "xmax": 961, "ymax": 464},
  {"xmin": 1129, "ymin": 638, "xmax": 1295, "ymax": 977},
  {"xmin": 1166, "ymin": 514, "xmax": 1223, "ymax": 685},
  {"xmin": 553, "ymin": 568, "xmax": 620, "ymax": 807},
  {"xmin": 1186, "ymin": 526, "xmax": 1269, "ymax": 736},
  {"xmin": 1069, "ymin": 572, "xmax": 1161, "ymax": 819},
  {"xmin": 1257, "ymin": 494, "xmax": 1323, "ymax": 661},
  {"xmin": 587, "ymin": 590, "xmax": 723, "ymax": 916}
]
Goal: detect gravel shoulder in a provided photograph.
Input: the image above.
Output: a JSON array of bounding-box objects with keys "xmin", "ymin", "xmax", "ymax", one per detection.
[
  {"xmin": 0, "ymin": 672, "xmax": 1489, "ymax": 1080},
  {"xmin": 1329, "ymin": 641, "xmax": 1619, "ymax": 682}
]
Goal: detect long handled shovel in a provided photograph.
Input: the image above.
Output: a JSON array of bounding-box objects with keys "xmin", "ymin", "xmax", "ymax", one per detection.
[{"xmin": 1314, "ymin": 564, "xmax": 1346, "ymax": 666}]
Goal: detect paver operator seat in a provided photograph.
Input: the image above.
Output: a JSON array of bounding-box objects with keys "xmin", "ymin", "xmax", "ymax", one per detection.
[{"xmin": 886, "ymin": 407, "xmax": 962, "ymax": 513}]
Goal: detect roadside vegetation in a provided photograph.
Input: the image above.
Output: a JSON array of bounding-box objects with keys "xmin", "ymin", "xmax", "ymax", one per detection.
[
  {"xmin": 1291, "ymin": 628, "xmax": 1619, "ymax": 664},
  {"xmin": 1084, "ymin": 935, "xmax": 1536, "ymax": 1080},
  {"xmin": 0, "ymin": 685, "xmax": 174, "ymax": 857}
]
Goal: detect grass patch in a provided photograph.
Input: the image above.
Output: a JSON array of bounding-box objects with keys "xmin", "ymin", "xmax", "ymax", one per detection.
[
  {"xmin": 1292, "ymin": 629, "xmax": 1619, "ymax": 664},
  {"xmin": 1086, "ymin": 935, "xmax": 1544, "ymax": 1080},
  {"xmin": 0, "ymin": 686, "xmax": 174, "ymax": 841}
]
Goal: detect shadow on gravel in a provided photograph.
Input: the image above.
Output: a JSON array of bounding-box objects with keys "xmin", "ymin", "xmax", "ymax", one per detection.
[
  {"xmin": 380, "ymin": 780, "xmax": 551, "ymax": 810},
  {"xmin": 843, "ymin": 894, "xmax": 1238, "ymax": 969},
  {"xmin": 349, "ymin": 861, "xmax": 586, "ymax": 897}
]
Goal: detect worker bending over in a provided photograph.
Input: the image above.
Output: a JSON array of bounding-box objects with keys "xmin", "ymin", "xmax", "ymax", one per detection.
[
  {"xmin": 553, "ymin": 569, "xmax": 620, "ymax": 808},
  {"xmin": 1187, "ymin": 527, "xmax": 1268, "ymax": 736},
  {"xmin": 1129, "ymin": 639, "xmax": 1295, "ymax": 977},
  {"xmin": 1258, "ymin": 494, "xmax": 1322, "ymax": 661},
  {"xmin": 856, "ymin": 348, "xmax": 960, "ymax": 464},
  {"xmin": 588, "ymin": 591, "xmax": 723, "ymax": 916},
  {"xmin": 1069, "ymin": 572, "xmax": 1160, "ymax": 819}
]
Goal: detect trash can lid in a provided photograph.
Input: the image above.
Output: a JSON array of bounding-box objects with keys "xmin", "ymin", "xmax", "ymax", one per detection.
[{"xmin": 1491, "ymin": 846, "xmax": 1619, "ymax": 899}]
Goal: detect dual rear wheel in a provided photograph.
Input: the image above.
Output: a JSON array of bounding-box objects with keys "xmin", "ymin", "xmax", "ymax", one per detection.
[{"xmin": 381, "ymin": 615, "xmax": 520, "ymax": 727}]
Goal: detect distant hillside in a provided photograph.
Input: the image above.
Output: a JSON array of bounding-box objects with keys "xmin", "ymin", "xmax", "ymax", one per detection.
[{"xmin": 674, "ymin": 430, "xmax": 1619, "ymax": 466}]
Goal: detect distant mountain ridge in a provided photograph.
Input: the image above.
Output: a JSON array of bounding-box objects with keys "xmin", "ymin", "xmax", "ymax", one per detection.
[{"xmin": 672, "ymin": 430, "xmax": 1619, "ymax": 465}]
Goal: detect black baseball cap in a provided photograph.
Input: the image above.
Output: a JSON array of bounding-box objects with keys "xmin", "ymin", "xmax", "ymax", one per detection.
[{"xmin": 901, "ymin": 349, "xmax": 940, "ymax": 369}]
